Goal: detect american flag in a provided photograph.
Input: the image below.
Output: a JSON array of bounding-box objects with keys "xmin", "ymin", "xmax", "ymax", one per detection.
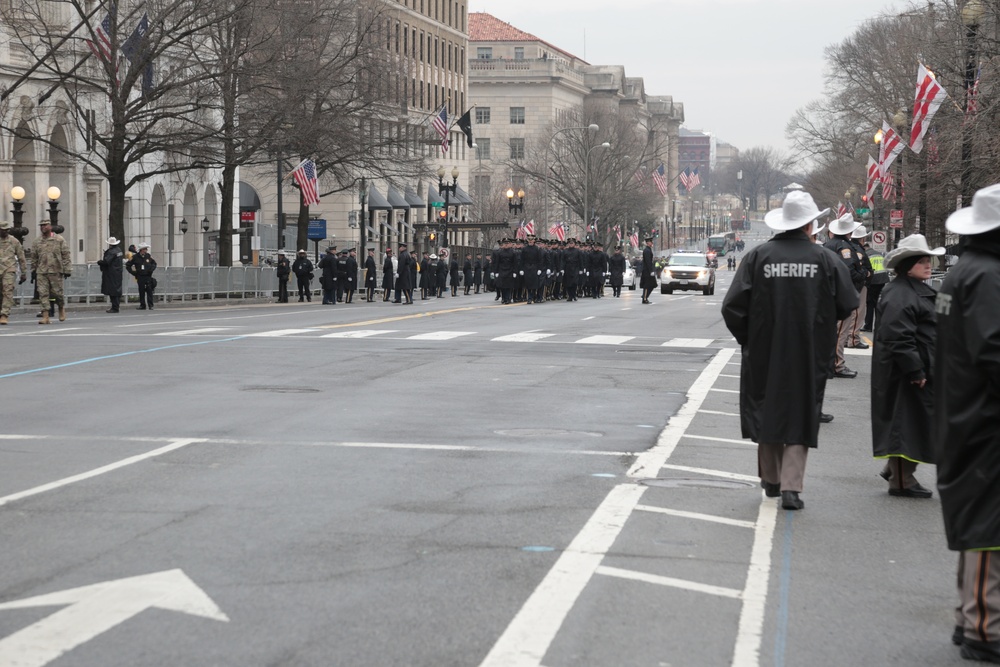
[
  {"xmin": 431, "ymin": 105, "xmax": 449, "ymax": 153},
  {"xmin": 878, "ymin": 121, "xmax": 904, "ymax": 178},
  {"xmin": 679, "ymin": 167, "xmax": 692, "ymax": 191},
  {"xmin": 866, "ymin": 156, "xmax": 879, "ymax": 201},
  {"xmin": 614, "ymin": 224, "xmax": 622, "ymax": 242},
  {"xmin": 549, "ymin": 222, "xmax": 566, "ymax": 241},
  {"xmin": 290, "ymin": 159, "xmax": 320, "ymax": 207},
  {"xmin": 651, "ymin": 163, "xmax": 668, "ymax": 196},
  {"xmin": 524, "ymin": 220, "xmax": 535, "ymax": 236},
  {"xmin": 836, "ymin": 201, "xmax": 848, "ymax": 217},
  {"xmin": 629, "ymin": 231, "xmax": 639, "ymax": 248},
  {"xmin": 966, "ymin": 63, "xmax": 981, "ymax": 121},
  {"xmin": 688, "ymin": 167, "xmax": 701, "ymax": 190},
  {"xmin": 515, "ymin": 220, "xmax": 527, "ymax": 240},
  {"xmin": 910, "ymin": 63, "xmax": 947, "ymax": 153},
  {"xmin": 927, "ymin": 128, "xmax": 941, "ymax": 176},
  {"xmin": 87, "ymin": 5, "xmax": 115, "ymax": 62},
  {"xmin": 882, "ymin": 170, "xmax": 896, "ymax": 203}
]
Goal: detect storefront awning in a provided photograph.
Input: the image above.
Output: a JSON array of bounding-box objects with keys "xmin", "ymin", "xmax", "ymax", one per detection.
[
  {"xmin": 404, "ymin": 188, "xmax": 425, "ymax": 208},
  {"xmin": 426, "ymin": 183, "xmax": 445, "ymax": 207},
  {"xmin": 387, "ymin": 186, "xmax": 409, "ymax": 210},
  {"xmin": 453, "ymin": 184, "xmax": 474, "ymax": 207},
  {"xmin": 239, "ymin": 181, "xmax": 261, "ymax": 210},
  {"xmin": 367, "ymin": 186, "xmax": 392, "ymax": 211}
]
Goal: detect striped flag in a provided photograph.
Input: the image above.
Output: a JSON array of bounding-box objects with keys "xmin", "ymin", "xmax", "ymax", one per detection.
[
  {"xmin": 431, "ymin": 105, "xmax": 449, "ymax": 153},
  {"xmin": 629, "ymin": 231, "xmax": 639, "ymax": 248},
  {"xmin": 688, "ymin": 167, "xmax": 701, "ymax": 190},
  {"xmin": 87, "ymin": 4, "xmax": 115, "ymax": 62},
  {"xmin": 614, "ymin": 224, "xmax": 622, "ymax": 242},
  {"xmin": 882, "ymin": 170, "xmax": 896, "ymax": 203},
  {"xmin": 878, "ymin": 121, "xmax": 904, "ymax": 178},
  {"xmin": 651, "ymin": 163, "xmax": 668, "ymax": 196},
  {"xmin": 549, "ymin": 222, "xmax": 566, "ymax": 241},
  {"xmin": 910, "ymin": 63, "xmax": 947, "ymax": 154},
  {"xmin": 836, "ymin": 202, "xmax": 848, "ymax": 217},
  {"xmin": 289, "ymin": 159, "xmax": 320, "ymax": 207},
  {"xmin": 515, "ymin": 220, "xmax": 527, "ymax": 240},
  {"xmin": 966, "ymin": 63, "xmax": 981, "ymax": 121},
  {"xmin": 865, "ymin": 156, "xmax": 879, "ymax": 201},
  {"xmin": 679, "ymin": 167, "xmax": 692, "ymax": 191},
  {"xmin": 524, "ymin": 220, "xmax": 535, "ymax": 236}
]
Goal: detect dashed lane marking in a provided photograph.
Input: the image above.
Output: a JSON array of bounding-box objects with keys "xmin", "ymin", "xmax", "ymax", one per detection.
[
  {"xmin": 596, "ymin": 566, "xmax": 742, "ymax": 599},
  {"xmin": 662, "ymin": 338, "xmax": 715, "ymax": 347},
  {"xmin": 574, "ymin": 335, "xmax": 634, "ymax": 345},
  {"xmin": 492, "ymin": 332, "xmax": 557, "ymax": 343},
  {"xmin": 320, "ymin": 329, "xmax": 398, "ymax": 339}
]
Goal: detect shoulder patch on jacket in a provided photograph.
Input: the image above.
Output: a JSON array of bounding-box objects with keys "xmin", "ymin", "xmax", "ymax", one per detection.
[{"xmin": 841, "ymin": 248, "xmax": 853, "ymax": 259}]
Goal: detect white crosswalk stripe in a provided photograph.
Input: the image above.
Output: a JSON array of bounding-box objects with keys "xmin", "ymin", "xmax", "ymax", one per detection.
[
  {"xmin": 491, "ymin": 332, "xmax": 556, "ymax": 343},
  {"xmin": 406, "ymin": 331, "xmax": 475, "ymax": 340},
  {"xmin": 321, "ymin": 330, "xmax": 398, "ymax": 339},
  {"xmin": 661, "ymin": 338, "xmax": 715, "ymax": 348},
  {"xmin": 574, "ymin": 335, "xmax": 634, "ymax": 345},
  {"xmin": 244, "ymin": 329, "xmax": 321, "ymax": 337},
  {"xmin": 155, "ymin": 328, "xmax": 235, "ymax": 336}
]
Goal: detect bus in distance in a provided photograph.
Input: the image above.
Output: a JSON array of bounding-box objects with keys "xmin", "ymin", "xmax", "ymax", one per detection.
[{"xmin": 707, "ymin": 232, "xmax": 736, "ymax": 256}]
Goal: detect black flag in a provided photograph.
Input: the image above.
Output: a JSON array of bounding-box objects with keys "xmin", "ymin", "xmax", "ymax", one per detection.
[{"xmin": 456, "ymin": 109, "xmax": 474, "ymax": 148}]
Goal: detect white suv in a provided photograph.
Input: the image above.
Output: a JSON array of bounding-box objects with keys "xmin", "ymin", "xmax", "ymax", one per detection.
[{"xmin": 660, "ymin": 252, "xmax": 716, "ymax": 295}]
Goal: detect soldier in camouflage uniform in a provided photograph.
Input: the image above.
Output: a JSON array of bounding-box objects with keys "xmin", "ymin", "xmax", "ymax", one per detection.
[
  {"xmin": 30, "ymin": 219, "xmax": 71, "ymax": 324},
  {"xmin": 0, "ymin": 220, "xmax": 28, "ymax": 325}
]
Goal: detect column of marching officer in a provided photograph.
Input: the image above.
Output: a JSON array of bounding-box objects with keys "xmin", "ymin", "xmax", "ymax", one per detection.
[{"xmin": 279, "ymin": 236, "xmax": 635, "ymax": 306}]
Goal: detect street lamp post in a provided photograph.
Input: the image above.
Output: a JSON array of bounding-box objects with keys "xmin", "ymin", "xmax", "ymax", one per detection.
[
  {"xmin": 46, "ymin": 186, "xmax": 60, "ymax": 228},
  {"xmin": 10, "ymin": 186, "xmax": 28, "ymax": 246},
  {"xmin": 438, "ymin": 166, "xmax": 459, "ymax": 248},
  {"xmin": 583, "ymin": 142, "xmax": 610, "ymax": 239},
  {"xmin": 545, "ymin": 124, "xmax": 599, "ymax": 231},
  {"xmin": 961, "ymin": 0, "xmax": 985, "ymax": 208},
  {"xmin": 506, "ymin": 187, "xmax": 525, "ymax": 216},
  {"xmin": 358, "ymin": 178, "xmax": 367, "ymax": 258}
]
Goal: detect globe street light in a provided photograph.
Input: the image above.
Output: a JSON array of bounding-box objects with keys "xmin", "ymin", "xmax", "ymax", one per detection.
[
  {"xmin": 583, "ymin": 142, "xmax": 610, "ymax": 239},
  {"xmin": 9, "ymin": 186, "xmax": 28, "ymax": 245},
  {"xmin": 545, "ymin": 124, "xmax": 598, "ymax": 233},
  {"xmin": 46, "ymin": 186, "xmax": 60, "ymax": 228},
  {"xmin": 506, "ymin": 187, "xmax": 525, "ymax": 216},
  {"xmin": 437, "ymin": 166, "xmax": 459, "ymax": 248}
]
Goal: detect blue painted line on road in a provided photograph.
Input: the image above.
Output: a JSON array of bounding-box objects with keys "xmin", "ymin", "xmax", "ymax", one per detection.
[
  {"xmin": 521, "ymin": 546, "xmax": 555, "ymax": 553},
  {"xmin": 591, "ymin": 473, "xmax": 616, "ymax": 478},
  {"xmin": 774, "ymin": 510, "xmax": 795, "ymax": 667},
  {"xmin": 0, "ymin": 336, "xmax": 247, "ymax": 379}
]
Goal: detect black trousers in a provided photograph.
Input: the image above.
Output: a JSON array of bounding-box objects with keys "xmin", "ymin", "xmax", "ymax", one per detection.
[
  {"xmin": 137, "ymin": 277, "xmax": 155, "ymax": 308},
  {"xmin": 278, "ymin": 278, "xmax": 289, "ymax": 302}
]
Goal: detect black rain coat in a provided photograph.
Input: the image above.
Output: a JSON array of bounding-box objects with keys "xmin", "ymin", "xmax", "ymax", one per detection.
[
  {"xmin": 871, "ymin": 276, "xmax": 936, "ymax": 464},
  {"xmin": 722, "ymin": 231, "xmax": 858, "ymax": 447},
  {"xmin": 99, "ymin": 246, "xmax": 124, "ymax": 297},
  {"xmin": 935, "ymin": 236, "xmax": 1000, "ymax": 551}
]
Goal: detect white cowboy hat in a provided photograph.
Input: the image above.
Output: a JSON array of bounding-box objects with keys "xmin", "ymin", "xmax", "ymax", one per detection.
[
  {"xmin": 946, "ymin": 183, "xmax": 1000, "ymax": 235},
  {"xmin": 763, "ymin": 191, "xmax": 830, "ymax": 231},
  {"xmin": 851, "ymin": 224, "xmax": 870, "ymax": 239},
  {"xmin": 884, "ymin": 233, "xmax": 945, "ymax": 269},
  {"xmin": 106, "ymin": 236, "xmax": 120, "ymax": 245},
  {"xmin": 429, "ymin": 254, "xmax": 438, "ymax": 259},
  {"xmin": 828, "ymin": 213, "xmax": 862, "ymax": 237},
  {"xmin": 137, "ymin": 242, "xmax": 150, "ymax": 250},
  {"xmin": 811, "ymin": 220, "xmax": 826, "ymax": 236}
]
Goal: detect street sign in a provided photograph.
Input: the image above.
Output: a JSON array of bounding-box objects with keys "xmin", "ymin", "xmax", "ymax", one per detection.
[
  {"xmin": 889, "ymin": 210, "xmax": 904, "ymax": 229},
  {"xmin": 856, "ymin": 207, "xmax": 871, "ymax": 216},
  {"xmin": 430, "ymin": 201, "xmax": 445, "ymax": 208},
  {"xmin": 307, "ymin": 218, "xmax": 327, "ymax": 240},
  {"xmin": 872, "ymin": 230, "xmax": 887, "ymax": 252}
]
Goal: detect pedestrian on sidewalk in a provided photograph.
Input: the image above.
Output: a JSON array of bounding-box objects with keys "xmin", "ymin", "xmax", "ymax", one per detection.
[
  {"xmin": 871, "ymin": 234, "xmax": 944, "ymax": 499},
  {"xmin": 98, "ymin": 236, "xmax": 124, "ymax": 313},
  {"xmin": 126, "ymin": 243, "xmax": 157, "ymax": 309},
  {"xmin": 934, "ymin": 183, "xmax": 1000, "ymax": 663},
  {"xmin": 722, "ymin": 191, "xmax": 857, "ymax": 510},
  {"xmin": 0, "ymin": 220, "xmax": 27, "ymax": 325}
]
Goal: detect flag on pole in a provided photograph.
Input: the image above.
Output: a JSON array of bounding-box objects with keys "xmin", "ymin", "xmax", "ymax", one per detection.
[
  {"xmin": 515, "ymin": 220, "xmax": 527, "ymax": 240},
  {"xmin": 456, "ymin": 109, "xmax": 474, "ymax": 148},
  {"xmin": 910, "ymin": 63, "xmax": 948, "ymax": 153},
  {"xmin": 866, "ymin": 156, "xmax": 879, "ymax": 201},
  {"xmin": 289, "ymin": 159, "xmax": 320, "ymax": 207},
  {"xmin": 882, "ymin": 170, "xmax": 896, "ymax": 203},
  {"xmin": 966, "ymin": 63, "xmax": 981, "ymax": 121},
  {"xmin": 524, "ymin": 220, "xmax": 535, "ymax": 236},
  {"xmin": 629, "ymin": 231, "xmax": 639, "ymax": 248},
  {"xmin": 614, "ymin": 224, "xmax": 622, "ymax": 242},
  {"xmin": 878, "ymin": 121, "xmax": 904, "ymax": 177},
  {"xmin": 87, "ymin": 4, "xmax": 115, "ymax": 62},
  {"xmin": 121, "ymin": 13, "xmax": 154, "ymax": 94},
  {"xmin": 549, "ymin": 222, "xmax": 566, "ymax": 241},
  {"xmin": 679, "ymin": 167, "xmax": 692, "ymax": 191},
  {"xmin": 688, "ymin": 167, "xmax": 701, "ymax": 190},
  {"xmin": 836, "ymin": 202, "xmax": 848, "ymax": 217},
  {"xmin": 651, "ymin": 163, "xmax": 668, "ymax": 196},
  {"xmin": 430, "ymin": 105, "xmax": 449, "ymax": 153}
]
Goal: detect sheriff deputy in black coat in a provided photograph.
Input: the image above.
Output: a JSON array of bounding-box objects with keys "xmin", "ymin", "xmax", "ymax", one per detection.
[
  {"xmin": 318, "ymin": 246, "xmax": 338, "ymax": 305},
  {"xmin": 824, "ymin": 214, "xmax": 867, "ymax": 378},
  {"xmin": 463, "ymin": 254, "xmax": 474, "ymax": 295},
  {"xmin": 98, "ymin": 236, "xmax": 124, "ymax": 313},
  {"xmin": 935, "ymin": 184, "xmax": 1000, "ymax": 661},
  {"xmin": 363, "ymin": 249, "xmax": 377, "ymax": 301},
  {"xmin": 722, "ymin": 191, "xmax": 858, "ymax": 511},
  {"xmin": 275, "ymin": 250, "xmax": 291, "ymax": 302},
  {"xmin": 435, "ymin": 249, "xmax": 449, "ymax": 297}
]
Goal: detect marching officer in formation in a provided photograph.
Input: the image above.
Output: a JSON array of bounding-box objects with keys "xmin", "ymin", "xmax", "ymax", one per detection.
[
  {"xmin": 0, "ymin": 219, "xmax": 27, "ymax": 325},
  {"xmin": 344, "ymin": 248, "xmax": 358, "ymax": 304},
  {"xmin": 608, "ymin": 245, "xmax": 626, "ymax": 298},
  {"xmin": 318, "ymin": 246, "xmax": 338, "ymax": 305},
  {"xmin": 381, "ymin": 247, "xmax": 395, "ymax": 302}
]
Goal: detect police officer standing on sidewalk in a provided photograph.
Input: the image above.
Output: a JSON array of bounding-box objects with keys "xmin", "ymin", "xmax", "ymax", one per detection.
[
  {"xmin": 722, "ymin": 191, "xmax": 857, "ymax": 510},
  {"xmin": 126, "ymin": 242, "xmax": 158, "ymax": 309}
]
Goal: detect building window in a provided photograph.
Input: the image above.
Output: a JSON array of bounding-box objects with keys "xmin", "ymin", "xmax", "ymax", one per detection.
[
  {"xmin": 476, "ymin": 139, "xmax": 490, "ymax": 160},
  {"xmin": 514, "ymin": 47, "xmax": 524, "ymax": 60},
  {"xmin": 510, "ymin": 138, "xmax": 525, "ymax": 160},
  {"xmin": 477, "ymin": 47, "xmax": 492, "ymax": 59},
  {"xmin": 476, "ymin": 107, "xmax": 490, "ymax": 124},
  {"xmin": 474, "ymin": 175, "xmax": 491, "ymax": 199},
  {"xmin": 509, "ymin": 107, "xmax": 525, "ymax": 124}
]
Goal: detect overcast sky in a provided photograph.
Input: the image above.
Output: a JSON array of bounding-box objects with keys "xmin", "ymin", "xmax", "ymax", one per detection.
[{"xmin": 468, "ymin": 0, "xmax": 911, "ymax": 156}]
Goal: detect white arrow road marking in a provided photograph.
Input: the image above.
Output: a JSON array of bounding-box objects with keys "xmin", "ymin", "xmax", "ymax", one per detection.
[{"xmin": 0, "ymin": 569, "xmax": 228, "ymax": 667}]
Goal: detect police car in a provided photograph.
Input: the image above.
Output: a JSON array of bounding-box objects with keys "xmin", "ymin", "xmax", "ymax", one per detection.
[{"xmin": 660, "ymin": 252, "xmax": 716, "ymax": 295}]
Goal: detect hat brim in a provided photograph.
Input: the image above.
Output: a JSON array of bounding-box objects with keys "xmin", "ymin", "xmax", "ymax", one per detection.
[
  {"xmin": 885, "ymin": 246, "xmax": 946, "ymax": 269},
  {"xmin": 765, "ymin": 207, "xmax": 830, "ymax": 231},
  {"xmin": 827, "ymin": 219, "xmax": 862, "ymax": 236},
  {"xmin": 946, "ymin": 206, "xmax": 1000, "ymax": 235}
]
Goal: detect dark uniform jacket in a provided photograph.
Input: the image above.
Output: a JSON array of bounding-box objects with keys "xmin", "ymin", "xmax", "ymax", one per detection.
[
  {"xmin": 520, "ymin": 244, "xmax": 543, "ymax": 289},
  {"xmin": 824, "ymin": 237, "xmax": 866, "ymax": 291},
  {"xmin": 473, "ymin": 260, "xmax": 483, "ymax": 285},
  {"xmin": 276, "ymin": 257, "xmax": 291, "ymax": 280},
  {"xmin": 608, "ymin": 253, "xmax": 626, "ymax": 287},
  {"xmin": 396, "ymin": 250, "xmax": 412, "ymax": 291},
  {"xmin": 318, "ymin": 252, "xmax": 337, "ymax": 290},
  {"xmin": 126, "ymin": 252, "xmax": 157, "ymax": 278},
  {"xmin": 871, "ymin": 276, "xmax": 937, "ymax": 463},
  {"xmin": 364, "ymin": 256, "xmax": 377, "ymax": 288},
  {"xmin": 722, "ymin": 231, "xmax": 858, "ymax": 448},
  {"xmin": 934, "ymin": 235, "xmax": 1000, "ymax": 551},
  {"xmin": 496, "ymin": 247, "xmax": 517, "ymax": 288},
  {"xmin": 99, "ymin": 246, "xmax": 124, "ymax": 296},
  {"xmin": 463, "ymin": 259, "xmax": 473, "ymax": 285},
  {"xmin": 562, "ymin": 247, "xmax": 583, "ymax": 286},
  {"xmin": 382, "ymin": 254, "xmax": 395, "ymax": 290},
  {"xmin": 346, "ymin": 255, "xmax": 358, "ymax": 289},
  {"xmin": 640, "ymin": 245, "xmax": 656, "ymax": 289},
  {"xmin": 291, "ymin": 257, "xmax": 313, "ymax": 282},
  {"xmin": 449, "ymin": 258, "xmax": 460, "ymax": 285}
]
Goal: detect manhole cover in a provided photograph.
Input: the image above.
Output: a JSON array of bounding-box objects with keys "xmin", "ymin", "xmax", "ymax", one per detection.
[
  {"xmin": 241, "ymin": 386, "xmax": 321, "ymax": 394},
  {"xmin": 494, "ymin": 429, "xmax": 603, "ymax": 438},
  {"xmin": 639, "ymin": 477, "xmax": 755, "ymax": 490}
]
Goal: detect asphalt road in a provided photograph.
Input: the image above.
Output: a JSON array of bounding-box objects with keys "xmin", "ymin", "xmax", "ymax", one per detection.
[{"xmin": 0, "ymin": 247, "xmax": 967, "ymax": 666}]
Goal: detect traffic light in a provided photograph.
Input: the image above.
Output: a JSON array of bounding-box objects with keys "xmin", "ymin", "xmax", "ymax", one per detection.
[
  {"xmin": 861, "ymin": 195, "xmax": 868, "ymax": 204},
  {"xmin": 439, "ymin": 209, "xmax": 447, "ymax": 221},
  {"xmin": 429, "ymin": 232, "xmax": 436, "ymax": 241}
]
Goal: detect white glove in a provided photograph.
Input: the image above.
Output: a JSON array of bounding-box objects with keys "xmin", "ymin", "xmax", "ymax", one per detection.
[
  {"xmin": 393, "ymin": 273, "xmax": 398, "ymax": 278},
  {"xmin": 348, "ymin": 278, "xmax": 353, "ymax": 282},
  {"xmin": 537, "ymin": 270, "xmax": 542, "ymax": 275},
  {"xmin": 512, "ymin": 272, "xmax": 517, "ymax": 277},
  {"xmin": 519, "ymin": 271, "xmax": 524, "ymax": 275}
]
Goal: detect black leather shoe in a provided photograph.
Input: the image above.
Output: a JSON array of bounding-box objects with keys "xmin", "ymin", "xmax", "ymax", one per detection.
[
  {"xmin": 834, "ymin": 368, "xmax": 858, "ymax": 378},
  {"xmin": 961, "ymin": 638, "xmax": 1000, "ymax": 662},
  {"xmin": 761, "ymin": 481, "xmax": 780, "ymax": 498},
  {"xmin": 781, "ymin": 491, "xmax": 804, "ymax": 510},
  {"xmin": 859, "ymin": 327, "xmax": 872, "ymax": 332},
  {"xmin": 106, "ymin": 308, "xmax": 119, "ymax": 313},
  {"xmin": 888, "ymin": 482, "xmax": 933, "ymax": 499},
  {"xmin": 953, "ymin": 625, "xmax": 965, "ymax": 646},
  {"xmin": 879, "ymin": 466, "xmax": 892, "ymax": 481},
  {"xmin": 849, "ymin": 342, "xmax": 870, "ymax": 349},
  {"xmin": 819, "ymin": 413, "xmax": 834, "ymax": 423}
]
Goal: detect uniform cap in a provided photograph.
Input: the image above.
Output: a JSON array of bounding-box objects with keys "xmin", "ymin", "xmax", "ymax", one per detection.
[{"xmin": 0, "ymin": 220, "xmax": 11, "ymax": 230}]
